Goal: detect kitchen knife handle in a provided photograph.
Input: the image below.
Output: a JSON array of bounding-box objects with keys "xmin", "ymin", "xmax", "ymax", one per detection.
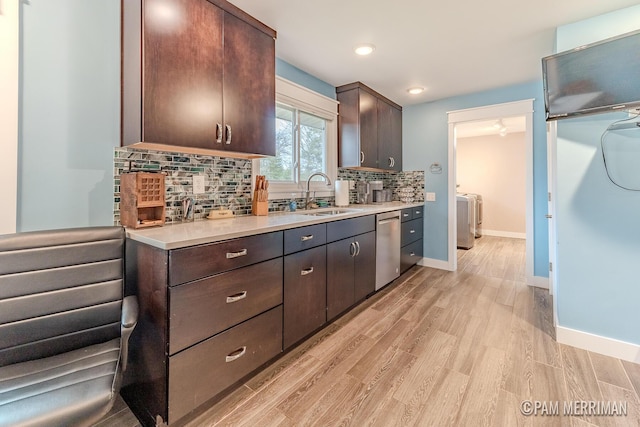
[
  {"xmin": 301, "ymin": 267, "xmax": 314, "ymax": 276},
  {"xmin": 216, "ymin": 123, "xmax": 223, "ymax": 143},
  {"xmin": 226, "ymin": 291, "xmax": 247, "ymax": 303},
  {"xmin": 226, "ymin": 248, "xmax": 247, "ymax": 259},
  {"xmin": 225, "ymin": 346, "xmax": 247, "ymax": 363},
  {"xmin": 301, "ymin": 234, "xmax": 314, "ymax": 242}
]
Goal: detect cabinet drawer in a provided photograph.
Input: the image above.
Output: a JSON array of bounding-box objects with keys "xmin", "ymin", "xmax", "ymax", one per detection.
[
  {"xmin": 284, "ymin": 223, "xmax": 326, "ymax": 255},
  {"xmin": 168, "ymin": 232, "xmax": 283, "ymax": 285},
  {"xmin": 413, "ymin": 205, "xmax": 424, "ymax": 219},
  {"xmin": 401, "ymin": 239, "xmax": 423, "ymax": 274},
  {"xmin": 401, "ymin": 207, "xmax": 413, "ymax": 222},
  {"xmin": 401, "ymin": 218, "xmax": 423, "ymax": 246},
  {"xmin": 169, "ymin": 258, "xmax": 283, "ymax": 354},
  {"xmin": 168, "ymin": 305, "xmax": 282, "ymax": 424},
  {"xmin": 326, "ymin": 215, "xmax": 375, "ymax": 243}
]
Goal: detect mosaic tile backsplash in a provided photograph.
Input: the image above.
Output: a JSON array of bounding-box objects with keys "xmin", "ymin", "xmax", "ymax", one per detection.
[{"xmin": 113, "ymin": 147, "xmax": 425, "ymax": 224}]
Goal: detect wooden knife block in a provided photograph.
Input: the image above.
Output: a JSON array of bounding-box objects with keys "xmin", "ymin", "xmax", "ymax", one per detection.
[{"xmin": 120, "ymin": 172, "xmax": 166, "ymax": 228}]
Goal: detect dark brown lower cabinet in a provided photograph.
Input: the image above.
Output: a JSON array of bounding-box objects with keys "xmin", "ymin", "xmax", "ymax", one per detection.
[
  {"xmin": 283, "ymin": 246, "xmax": 327, "ymax": 349},
  {"xmin": 327, "ymin": 231, "xmax": 376, "ymax": 321}
]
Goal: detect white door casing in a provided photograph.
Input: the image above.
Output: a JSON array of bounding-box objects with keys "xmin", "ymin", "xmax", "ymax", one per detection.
[{"xmin": 447, "ymin": 99, "xmax": 538, "ymax": 287}]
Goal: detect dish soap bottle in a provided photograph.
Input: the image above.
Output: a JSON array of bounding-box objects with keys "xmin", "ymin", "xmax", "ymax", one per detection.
[{"xmin": 289, "ymin": 194, "xmax": 297, "ymax": 212}]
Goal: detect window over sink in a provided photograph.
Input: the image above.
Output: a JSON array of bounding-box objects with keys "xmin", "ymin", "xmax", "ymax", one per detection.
[{"xmin": 253, "ymin": 77, "xmax": 338, "ymax": 198}]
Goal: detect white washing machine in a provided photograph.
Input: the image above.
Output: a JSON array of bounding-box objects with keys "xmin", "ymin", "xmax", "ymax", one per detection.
[{"xmin": 456, "ymin": 194, "xmax": 476, "ymax": 249}]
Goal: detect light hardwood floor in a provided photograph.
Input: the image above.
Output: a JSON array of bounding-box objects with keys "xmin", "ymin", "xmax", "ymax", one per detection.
[{"xmin": 98, "ymin": 236, "xmax": 640, "ymax": 427}]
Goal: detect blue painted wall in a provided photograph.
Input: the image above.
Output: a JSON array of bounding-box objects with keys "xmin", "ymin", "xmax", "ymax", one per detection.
[
  {"xmin": 555, "ymin": 5, "xmax": 640, "ymax": 344},
  {"xmin": 276, "ymin": 58, "xmax": 336, "ymax": 99},
  {"xmin": 403, "ymin": 82, "xmax": 550, "ymax": 277},
  {"xmin": 18, "ymin": 0, "xmax": 120, "ymax": 231}
]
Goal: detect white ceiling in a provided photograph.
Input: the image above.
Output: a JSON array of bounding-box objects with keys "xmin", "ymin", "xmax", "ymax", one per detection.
[{"xmin": 228, "ymin": 0, "xmax": 639, "ymax": 107}]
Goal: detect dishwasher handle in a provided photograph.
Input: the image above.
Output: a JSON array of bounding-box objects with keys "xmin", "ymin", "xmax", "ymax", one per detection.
[
  {"xmin": 378, "ymin": 218, "xmax": 399, "ymax": 226},
  {"xmin": 376, "ymin": 210, "xmax": 401, "ymax": 223}
]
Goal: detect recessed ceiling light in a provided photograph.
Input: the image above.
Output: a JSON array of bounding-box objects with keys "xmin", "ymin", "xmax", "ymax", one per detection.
[
  {"xmin": 354, "ymin": 44, "xmax": 375, "ymax": 56},
  {"xmin": 407, "ymin": 87, "xmax": 424, "ymax": 95}
]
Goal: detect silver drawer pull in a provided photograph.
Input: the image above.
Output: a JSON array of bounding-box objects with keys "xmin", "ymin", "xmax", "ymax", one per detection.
[
  {"xmin": 415, "ymin": 210, "xmax": 421, "ymax": 215},
  {"xmin": 410, "ymin": 230, "xmax": 416, "ymax": 234},
  {"xmin": 410, "ymin": 252, "xmax": 416, "ymax": 256},
  {"xmin": 301, "ymin": 234, "xmax": 314, "ymax": 242},
  {"xmin": 403, "ymin": 213, "xmax": 410, "ymax": 217},
  {"xmin": 225, "ymin": 346, "xmax": 246, "ymax": 363},
  {"xmin": 226, "ymin": 291, "xmax": 247, "ymax": 303},
  {"xmin": 226, "ymin": 248, "xmax": 247, "ymax": 259},
  {"xmin": 301, "ymin": 267, "xmax": 314, "ymax": 276}
]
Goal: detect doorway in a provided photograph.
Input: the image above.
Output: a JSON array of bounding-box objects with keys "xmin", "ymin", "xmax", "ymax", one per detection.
[{"xmin": 447, "ymin": 100, "xmax": 538, "ymax": 287}]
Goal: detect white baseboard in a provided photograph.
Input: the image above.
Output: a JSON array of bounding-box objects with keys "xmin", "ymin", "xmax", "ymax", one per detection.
[
  {"xmin": 481, "ymin": 229, "xmax": 526, "ymax": 239},
  {"xmin": 556, "ymin": 326, "xmax": 640, "ymax": 364},
  {"xmin": 527, "ymin": 275, "xmax": 549, "ymax": 289},
  {"xmin": 418, "ymin": 257, "xmax": 454, "ymax": 271}
]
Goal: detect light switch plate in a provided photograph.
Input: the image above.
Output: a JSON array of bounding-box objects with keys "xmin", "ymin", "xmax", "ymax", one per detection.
[
  {"xmin": 193, "ymin": 175, "xmax": 205, "ymax": 194},
  {"xmin": 426, "ymin": 192, "xmax": 436, "ymax": 202}
]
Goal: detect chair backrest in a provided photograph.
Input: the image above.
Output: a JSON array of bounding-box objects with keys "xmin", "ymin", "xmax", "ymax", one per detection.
[{"xmin": 0, "ymin": 226, "xmax": 125, "ymax": 367}]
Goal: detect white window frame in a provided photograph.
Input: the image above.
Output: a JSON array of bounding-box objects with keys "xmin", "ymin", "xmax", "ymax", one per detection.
[{"xmin": 253, "ymin": 76, "xmax": 338, "ymax": 199}]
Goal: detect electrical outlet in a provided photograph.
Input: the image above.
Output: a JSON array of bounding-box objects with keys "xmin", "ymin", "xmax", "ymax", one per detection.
[
  {"xmin": 426, "ymin": 192, "xmax": 436, "ymax": 202},
  {"xmin": 193, "ymin": 175, "xmax": 205, "ymax": 194}
]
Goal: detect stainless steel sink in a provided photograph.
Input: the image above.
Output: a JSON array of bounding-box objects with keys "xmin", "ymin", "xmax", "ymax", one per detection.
[{"xmin": 298, "ymin": 208, "xmax": 360, "ymax": 216}]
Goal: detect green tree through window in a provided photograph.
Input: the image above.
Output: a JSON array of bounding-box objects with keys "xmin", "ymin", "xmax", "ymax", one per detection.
[{"xmin": 260, "ymin": 103, "xmax": 327, "ymax": 184}]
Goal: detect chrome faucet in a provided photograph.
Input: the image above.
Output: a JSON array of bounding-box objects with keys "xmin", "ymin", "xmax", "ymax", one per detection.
[{"xmin": 305, "ymin": 172, "xmax": 332, "ymax": 209}]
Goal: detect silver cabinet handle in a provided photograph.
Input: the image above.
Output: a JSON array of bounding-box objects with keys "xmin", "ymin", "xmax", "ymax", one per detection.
[
  {"xmin": 301, "ymin": 235, "xmax": 314, "ymax": 242},
  {"xmin": 301, "ymin": 267, "xmax": 314, "ymax": 276},
  {"xmin": 415, "ymin": 210, "xmax": 421, "ymax": 215},
  {"xmin": 410, "ymin": 229, "xmax": 416, "ymax": 234},
  {"xmin": 388, "ymin": 157, "xmax": 393, "ymax": 167},
  {"xmin": 410, "ymin": 252, "xmax": 416, "ymax": 256},
  {"xmin": 226, "ymin": 291, "xmax": 247, "ymax": 303},
  {"xmin": 349, "ymin": 241, "xmax": 356, "ymax": 257},
  {"xmin": 360, "ymin": 151, "xmax": 365, "ymax": 164},
  {"xmin": 225, "ymin": 124, "xmax": 232, "ymax": 144},
  {"xmin": 226, "ymin": 248, "xmax": 247, "ymax": 259},
  {"xmin": 403, "ymin": 213, "xmax": 410, "ymax": 218},
  {"xmin": 216, "ymin": 123, "xmax": 223, "ymax": 143},
  {"xmin": 354, "ymin": 241, "xmax": 361, "ymax": 256},
  {"xmin": 225, "ymin": 346, "xmax": 246, "ymax": 363}
]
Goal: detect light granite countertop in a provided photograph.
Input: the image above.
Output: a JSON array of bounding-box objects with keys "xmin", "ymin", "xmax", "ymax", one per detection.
[{"xmin": 126, "ymin": 202, "xmax": 425, "ymax": 250}]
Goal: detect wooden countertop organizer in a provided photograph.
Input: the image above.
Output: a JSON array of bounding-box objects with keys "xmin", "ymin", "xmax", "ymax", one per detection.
[{"xmin": 120, "ymin": 172, "xmax": 166, "ymax": 228}]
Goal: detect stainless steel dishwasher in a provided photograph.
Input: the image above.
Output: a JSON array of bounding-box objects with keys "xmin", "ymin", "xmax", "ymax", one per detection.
[{"xmin": 375, "ymin": 210, "xmax": 401, "ymax": 290}]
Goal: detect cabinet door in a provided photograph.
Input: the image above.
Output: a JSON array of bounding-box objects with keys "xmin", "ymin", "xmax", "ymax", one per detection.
[
  {"xmin": 390, "ymin": 105, "xmax": 403, "ymax": 171},
  {"xmin": 359, "ymin": 90, "xmax": 378, "ymax": 168},
  {"xmin": 284, "ymin": 246, "xmax": 327, "ymax": 349},
  {"xmin": 377, "ymin": 100, "xmax": 402, "ymax": 171},
  {"xmin": 326, "ymin": 238, "xmax": 355, "ymax": 321},
  {"xmin": 223, "ymin": 12, "xmax": 276, "ymax": 156},
  {"xmin": 143, "ymin": 0, "xmax": 223, "ymax": 148},
  {"xmin": 353, "ymin": 231, "xmax": 376, "ymax": 302}
]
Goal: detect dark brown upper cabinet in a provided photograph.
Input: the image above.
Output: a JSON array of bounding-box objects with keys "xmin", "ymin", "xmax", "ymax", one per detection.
[
  {"xmin": 336, "ymin": 82, "xmax": 402, "ymax": 171},
  {"xmin": 122, "ymin": 0, "xmax": 276, "ymax": 158}
]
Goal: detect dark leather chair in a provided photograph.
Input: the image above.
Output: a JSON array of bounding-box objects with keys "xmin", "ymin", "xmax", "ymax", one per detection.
[{"xmin": 0, "ymin": 226, "xmax": 138, "ymax": 427}]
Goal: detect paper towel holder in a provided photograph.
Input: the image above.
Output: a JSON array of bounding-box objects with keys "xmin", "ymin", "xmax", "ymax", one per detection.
[{"xmin": 334, "ymin": 180, "xmax": 350, "ymax": 207}]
